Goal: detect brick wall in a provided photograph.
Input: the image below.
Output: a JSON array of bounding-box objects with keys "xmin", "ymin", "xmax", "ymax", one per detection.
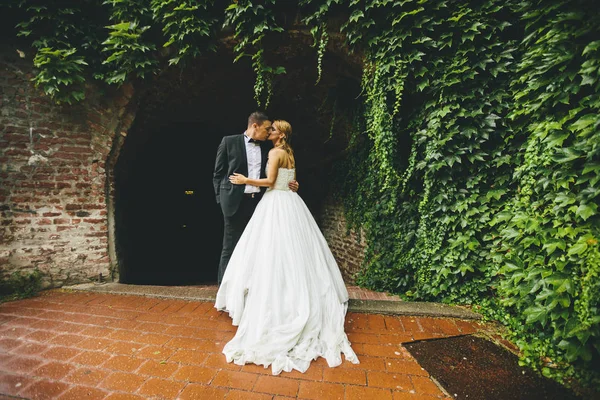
[
  {"xmin": 0, "ymin": 48, "xmax": 135, "ymax": 288},
  {"xmin": 319, "ymin": 195, "xmax": 366, "ymax": 284}
]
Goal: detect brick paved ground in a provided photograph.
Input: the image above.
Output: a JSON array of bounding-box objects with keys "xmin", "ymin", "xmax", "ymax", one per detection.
[{"xmin": 0, "ymin": 289, "xmax": 489, "ymax": 399}]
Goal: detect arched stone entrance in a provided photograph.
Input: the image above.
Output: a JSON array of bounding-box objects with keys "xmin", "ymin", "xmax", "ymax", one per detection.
[{"xmin": 109, "ymin": 33, "xmax": 362, "ymax": 285}]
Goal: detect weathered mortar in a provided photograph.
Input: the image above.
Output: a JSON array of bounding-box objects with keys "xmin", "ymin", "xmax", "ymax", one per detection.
[
  {"xmin": 320, "ymin": 195, "xmax": 366, "ymax": 284},
  {"xmin": 0, "ymin": 46, "xmax": 134, "ymax": 288}
]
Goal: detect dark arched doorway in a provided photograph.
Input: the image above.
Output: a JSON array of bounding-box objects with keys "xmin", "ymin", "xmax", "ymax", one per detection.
[{"xmin": 113, "ymin": 36, "xmax": 362, "ymax": 285}]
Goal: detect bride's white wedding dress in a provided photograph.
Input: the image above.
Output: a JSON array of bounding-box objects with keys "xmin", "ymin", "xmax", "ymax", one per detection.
[{"xmin": 215, "ymin": 167, "xmax": 359, "ymax": 375}]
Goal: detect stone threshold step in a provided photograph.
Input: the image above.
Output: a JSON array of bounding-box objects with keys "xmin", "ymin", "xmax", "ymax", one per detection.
[{"xmin": 63, "ymin": 282, "xmax": 481, "ymax": 320}]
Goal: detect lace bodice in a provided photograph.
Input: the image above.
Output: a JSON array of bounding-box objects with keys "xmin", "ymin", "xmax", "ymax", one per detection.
[{"xmin": 271, "ymin": 168, "xmax": 295, "ymax": 191}]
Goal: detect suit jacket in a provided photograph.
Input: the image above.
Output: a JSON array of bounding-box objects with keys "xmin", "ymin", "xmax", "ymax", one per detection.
[{"xmin": 213, "ymin": 134, "xmax": 270, "ymax": 217}]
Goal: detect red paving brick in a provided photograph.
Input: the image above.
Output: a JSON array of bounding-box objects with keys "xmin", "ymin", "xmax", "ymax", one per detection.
[{"xmin": 0, "ymin": 289, "xmax": 489, "ymax": 399}]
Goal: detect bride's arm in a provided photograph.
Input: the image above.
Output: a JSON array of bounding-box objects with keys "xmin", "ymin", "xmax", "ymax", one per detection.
[{"xmin": 229, "ymin": 149, "xmax": 281, "ymax": 188}]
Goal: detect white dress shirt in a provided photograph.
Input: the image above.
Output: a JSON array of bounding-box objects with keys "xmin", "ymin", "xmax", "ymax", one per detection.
[{"xmin": 244, "ymin": 132, "xmax": 261, "ymax": 194}]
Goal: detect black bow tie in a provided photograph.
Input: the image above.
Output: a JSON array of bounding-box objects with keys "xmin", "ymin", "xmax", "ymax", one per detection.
[{"xmin": 248, "ymin": 138, "xmax": 260, "ymax": 144}]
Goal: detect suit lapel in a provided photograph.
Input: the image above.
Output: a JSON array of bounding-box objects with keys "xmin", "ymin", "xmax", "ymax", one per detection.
[
  {"xmin": 238, "ymin": 134, "xmax": 249, "ymax": 175},
  {"xmin": 260, "ymin": 144, "xmax": 269, "ymax": 178}
]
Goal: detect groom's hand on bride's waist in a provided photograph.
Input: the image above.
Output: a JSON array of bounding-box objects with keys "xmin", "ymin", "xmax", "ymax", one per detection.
[{"xmin": 289, "ymin": 180, "xmax": 299, "ymax": 192}]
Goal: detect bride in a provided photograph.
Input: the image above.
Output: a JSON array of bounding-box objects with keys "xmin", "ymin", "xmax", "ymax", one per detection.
[{"xmin": 214, "ymin": 119, "xmax": 359, "ymax": 375}]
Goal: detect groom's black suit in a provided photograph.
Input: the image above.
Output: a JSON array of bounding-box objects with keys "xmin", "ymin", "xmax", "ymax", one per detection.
[{"xmin": 213, "ymin": 134, "xmax": 270, "ymax": 283}]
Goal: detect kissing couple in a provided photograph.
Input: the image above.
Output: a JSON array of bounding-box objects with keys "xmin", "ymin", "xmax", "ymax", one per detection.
[{"xmin": 213, "ymin": 111, "xmax": 359, "ymax": 375}]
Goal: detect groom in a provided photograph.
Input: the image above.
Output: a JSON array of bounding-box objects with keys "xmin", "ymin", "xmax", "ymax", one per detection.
[{"xmin": 213, "ymin": 111, "xmax": 299, "ymax": 284}]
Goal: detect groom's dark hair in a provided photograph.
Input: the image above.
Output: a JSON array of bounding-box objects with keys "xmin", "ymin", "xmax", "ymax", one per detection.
[{"xmin": 248, "ymin": 111, "xmax": 270, "ymax": 127}]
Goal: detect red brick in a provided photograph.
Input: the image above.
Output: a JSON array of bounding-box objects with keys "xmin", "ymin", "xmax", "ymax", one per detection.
[
  {"xmin": 107, "ymin": 329, "xmax": 135, "ymax": 341},
  {"xmin": 347, "ymin": 332, "xmax": 381, "ymax": 344},
  {"xmin": 135, "ymin": 322, "xmax": 167, "ymax": 334},
  {"xmin": 0, "ymin": 326, "xmax": 31, "ymax": 338},
  {"xmin": 137, "ymin": 360, "xmax": 179, "ymax": 378},
  {"xmin": 384, "ymin": 316, "xmax": 406, "ymax": 332},
  {"xmin": 105, "ymin": 341, "xmax": 142, "ymax": 356},
  {"xmin": 345, "ymin": 314, "xmax": 370, "ymax": 331},
  {"xmin": 323, "ymin": 367, "xmax": 366, "ymax": 385},
  {"xmin": 105, "ymin": 394, "xmax": 146, "ymax": 400},
  {"xmin": 24, "ymin": 330, "xmax": 57, "ymax": 343},
  {"xmin": 380, "ymin": 333, "xmax": 415, "ymax": 344},
  {"xmin": 179, "ymin": 384, "xmax": 227, "ymax": 399},
  {"xmin": 192, "ymin": 327, "xmax": 229, "ymax": 340},
  {"xmin": 136, "ymin": 345, "xmax": 175, "ymax": 360},
  {"xmin": 0, "ymin": 373, "xmax": 36, "ymax": 396},
  {"xmin": 79, "ymin": 326, "xmax": 115, "ymax": 338},
  {"xmin": 225, "ymin": 390, "xmax": 272, "ymax": 400},
  {"xmin": 454, "ymin": 319, "xmax": 480, "ymax": 334},
  {"xmin": 212, "ymin": 370, "xmax": 258, "ymax": 390},
  {"xmin": 138, "ymin": 377, "xmax": 185, "ymax": 398},
  {"xmin": 386, "ymin": 359, "xmax": 428, "ymax": 376},
  {"xmin": 411, "ymin": 332, "xmax": 441, "ymax": 341},
  {"xmin": 240, "ymin": 363, "xmax": 273, "ymax": 375},
  {"xmin": 41, "ymin": 346, "xmax": 80, "ymax": 362},
  {"xmin": 48, "ymin": 334, "xmax": 85, "ymax": 346},
  {"xmin": 410, "ymin": 375, "xmax": 445, "ymax": 396},
  {"xmin": 172, "ymin": 365, "xmax": 215, "ymax": 383},
  {"xmin": 51, "ymin": 322, "xmax": 86, "ymax": 334},
  {"xmin": 99, "ymin": 371, "xmax": 146, "ymax": 392},
  {"xmin": 133, "ymin": 332, "xmax": 171, "ymax": 346},
  {"xmin": 169, "ymin": 349, "xmax": 209, "ymax": 365},
  {"xmin": 367, "ymin": 371, "xmax": 413, "ymax": 391},
  {"xmin": 32, "ymin": 361, "xmax": 75, "ymax": 380},
  {"xmin": 64, "ymin": 367, "xmax": 109, "ymax": 386},
  {"xmin": 11, "ymin": 342, "xmax": 48, "ymax": 356},
  {"xmin": 279, "ymin": 364, "xmax": 323, "ymax": 381},
  {"xmin": 393, "ymin": 391, "xmax": 445, "ymax": 399},
  {"xmin": 346, "ymin": 386, "xmax": 394, "ymax": 400},
  {"xmin": 19, "ymin": 379, "xmax": 70, "ymax": 400},
  {"xmin": 102, "ymin": 355, "xmax": 145, "ymax": 372},
  {"xmin": 361, "ymin": 344, "xmax": 407, "ymax": 358},
  {"xmin": 70, "ymin": 351, "xmax": 112, "ymax": 366},
  {"xmin": 368, "ymin": 314, "xmax": 387, "ymax": 330},
  {"xmin": 57, "ymin": 385, "xmax": 107, "ymax": 400},
  {"xmin": 165, "ymin": 337, "xmax": 209, "ymax": 350},
  {"xmin": 254, "ymin": 375, "xmax": 299, "ymax": 397},
  {"xmin": 0, "ymin": 338, "xmax": 23, "ymax": 353},
  {"xmin": 164, "ymin": 325, "xmax": 200, "ymax": 338},
  {"xmin": 417, "ymin": 318, "xmax": 444, "ymax": 335},
  {"xmin": 399, "ymin": 317, "xmax": 423, "ymax": 333},
  {"xmin": 74, "ymin": 337, "xmax": 112, "ymax": 351},
  {"xmin": 3, "ymin": 356, "xmax": 44, "ymax": 374},
  {"xmin": 339, "ymin": 355, "xmax": 387, "ymax": 371},
  {"xmin": 188, "ymin": 302, "xmax": 215, "ymax": 317},
  {"xmin": 104, "ymin": 319, "xmax": 140, "ymax": 330},
  {"xmin": 173, "ymin": 302, "xmax": 201, "ymax": 315},
  {"xmin": 297, "ymin": 381, "xmax": 344, "ymax": 400},
  {"xmin": 435, "ymin": 319, "xmax": 461, "ymax": 336}
]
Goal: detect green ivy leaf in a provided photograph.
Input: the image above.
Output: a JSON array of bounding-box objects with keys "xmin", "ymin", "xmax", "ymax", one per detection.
[{"xmin": 576, "ymin": 203, "xmax": 597, "ymax": 221}]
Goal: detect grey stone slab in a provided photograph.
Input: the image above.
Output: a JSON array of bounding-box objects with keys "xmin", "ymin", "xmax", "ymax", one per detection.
[
  {"xmin": 64, "ymin": 282, "xmax": 482, "ymax": 320},
  {"xmin": 348, "ymin": 299, "xmax": 481, "ymax": 320},
  {"xmin": 64, "ymin": 282, "xmax": 217, "ymax": 302}
]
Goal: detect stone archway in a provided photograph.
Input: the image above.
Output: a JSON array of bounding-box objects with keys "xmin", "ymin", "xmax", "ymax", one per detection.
[{"xmin": 108, "ymin": 32, "xmax": 362, "ymax": 285}]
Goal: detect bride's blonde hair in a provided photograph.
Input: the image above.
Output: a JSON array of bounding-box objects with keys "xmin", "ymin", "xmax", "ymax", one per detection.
[{"xmin": 273, "ymin": 120, "xmax": 295, "ymax": 168}]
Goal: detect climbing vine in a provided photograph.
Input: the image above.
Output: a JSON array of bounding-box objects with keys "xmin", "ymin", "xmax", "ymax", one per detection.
[
  {"xmin": 329, "ymin": 0, "xmax": 599, "ymax": 393},
  {"xmin": 3, "ymin": 0, "xmax": 599, "ymax": 393},
  {"xmin": 223, "ymin": 0, "xmax": 286, "ymax": 108}
]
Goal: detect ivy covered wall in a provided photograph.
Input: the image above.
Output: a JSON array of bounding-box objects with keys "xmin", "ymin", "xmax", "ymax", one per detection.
[
  {"xmin": 1, "ymin": 0, "xmax": 598, "ymax": 393},
  {"xmin": 328, "ymin": 0, "xmax": 600, "ymax": 392}
]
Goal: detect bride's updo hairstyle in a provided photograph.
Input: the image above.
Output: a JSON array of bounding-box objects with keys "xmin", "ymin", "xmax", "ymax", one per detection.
[{"xmin": 273, "ymin": 120, "xmax": 295, "ymax": 168}]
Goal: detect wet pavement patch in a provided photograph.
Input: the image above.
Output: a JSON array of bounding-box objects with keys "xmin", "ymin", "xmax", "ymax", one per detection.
[{"xmin": 404, "ymin": 335, "xmax": 582, "ymax": 400}]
